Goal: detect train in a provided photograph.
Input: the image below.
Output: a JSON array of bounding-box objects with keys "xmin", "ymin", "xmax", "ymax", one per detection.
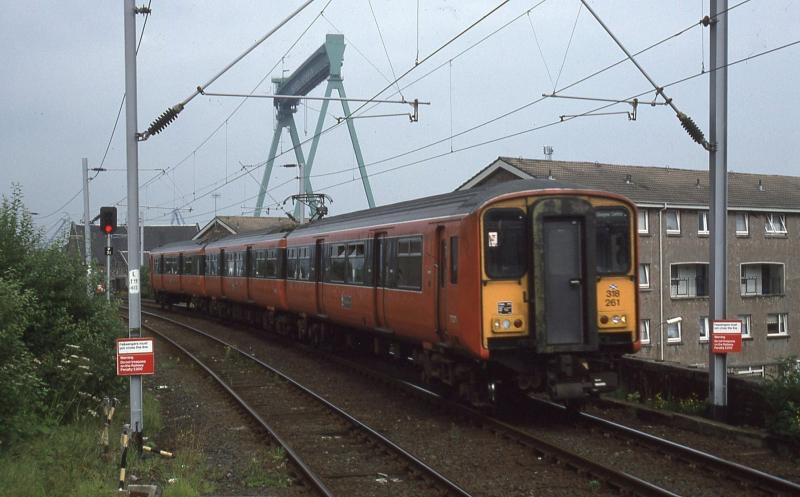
[{"xmin": 149, "ymin": 179, "xmax": 640, "ymax": 404}]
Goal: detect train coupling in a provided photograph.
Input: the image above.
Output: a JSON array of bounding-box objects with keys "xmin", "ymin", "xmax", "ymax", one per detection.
[{"xmin": 549, "ymin": 372, "xmax": 618, "ymax": 400}]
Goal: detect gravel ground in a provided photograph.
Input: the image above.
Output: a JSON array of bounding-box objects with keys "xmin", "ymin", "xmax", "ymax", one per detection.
[
  {"xmin": 583, "ymin": 402, "xmax": 800, "ymax": 483},
  {"xmin": 145, "ymin": 306, "xmax": 800, "ymax": 496},
  {"xmin": 144, "ymin": 309, "xmax": 621, "ymax": 497},
  {"xmin": 145, "ymin": 337, "xmax": 312, "ymax": 497}
]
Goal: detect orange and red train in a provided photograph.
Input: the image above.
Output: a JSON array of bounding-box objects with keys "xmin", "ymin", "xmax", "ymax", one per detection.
[{"xmin": 149, "ymin": 180, "xmax": 640, "ymax": 403}]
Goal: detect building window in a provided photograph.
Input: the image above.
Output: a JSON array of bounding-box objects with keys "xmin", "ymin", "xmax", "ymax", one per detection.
[
  {"xmin": 640, "ymin": 319, "xmax": 651, "ymax": 344},
  {"xmin": 670, "ymin": 263, "xmax": 709, "ymax": 298},
  {"xmin": 767, "ymin": 313, "xmax": 788, "ymax": 336},
  {"xmin": 637, "ymin": 209, "xmax": 649, "ymax": 234},
  {"xmin": 698, "ymin": 211, "xmax": 709, "ymax": 235},
  {"xmin": 667, "ymin": 319, "xmax": 682, "ymax": 343},
  {"xmin": 740, "ymin": 263, "xmax": 784, "ymax": 296},
  {"xmin": 765, "ymin": 213, "xmax": 787, "ymax": 234},
  {"xmin": 738, "ymin": 314, "xmax": 751, "ymax": 338},
  {"xmin": 735, "ymin": 212, "xmax": 749, "ymax": 235},
  {"xmin": 638, "ymin": 263, "xmax": 650, "ymax": 289},
  {"xmin": 665, "ymin": 209, "xmax": 680, "ymax": 234},
  {"xmin": 699, "ymin": 316, "xmax": 709, "ymax": 342}
]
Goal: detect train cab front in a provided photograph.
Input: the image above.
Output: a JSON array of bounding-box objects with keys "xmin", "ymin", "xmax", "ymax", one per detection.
[{"xmin": 480, "ymin": 191, "xmax": 639, "ymax": 401}]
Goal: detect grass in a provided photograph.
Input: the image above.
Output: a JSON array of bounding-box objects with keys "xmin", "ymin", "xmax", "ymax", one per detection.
[{"xmin": 0, "ymin": 392, "xmax": 213, "ymax": 497}]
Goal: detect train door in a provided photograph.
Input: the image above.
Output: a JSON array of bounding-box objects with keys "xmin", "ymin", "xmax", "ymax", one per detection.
[
  {"xmin": 436, "ymin": 226, "xmax": 448, "ymax": 337},
  {"xmin": 373, "ymin": 233, "xmax": 388, "ymax": 329},
  {"xmin": 530, "ymin": 198, "xmax": 598, "ymax": 353},
  {"xmin": 178, "ymin": 253, "xmax": 184, "ymax": 292},
  {"xmin": 245, "ymin": 246, "xmax": 252, "ymax": 301},
  {"xmin": 542, "ymin": 219, "xmax": 584, "ymax": 344},
  {"xmin": 315, "ymin": 239, "xmax": 325, "ymax": 316}
]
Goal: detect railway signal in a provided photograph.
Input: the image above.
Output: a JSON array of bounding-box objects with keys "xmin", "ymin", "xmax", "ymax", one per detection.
[{"xmin": 100, "ymin": 206, "xmax": 117, "ymax": 234}]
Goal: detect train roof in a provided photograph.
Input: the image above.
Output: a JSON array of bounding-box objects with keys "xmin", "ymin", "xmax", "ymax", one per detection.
[
  {"xmin": 204, "ymin": 228, "xmax": 288, "ymax": 249},
  {"xmin": 289, "ymin": 178, "xmax": 595, "ymax": 237},
  {"xmin": 149, "ymin": 239, "xmax": 205, "ymax": 254},
  {"xmin": 150, "ymin": 179, "xmax": 614, "ymax": 253}
]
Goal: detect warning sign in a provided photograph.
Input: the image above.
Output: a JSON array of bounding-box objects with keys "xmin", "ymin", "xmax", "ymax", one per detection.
[
  {"xmin": 116, "ymin": 338, "xmax": 155, "ymax": 376},
  {"xmin": 712, "ymin": 320, "xmax": 742, "ymax": 354}
]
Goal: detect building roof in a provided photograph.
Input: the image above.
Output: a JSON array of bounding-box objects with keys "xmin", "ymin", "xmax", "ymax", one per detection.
[
  {"xmin": 67, "ymin": 223, "xmax": 199, "ymax": 264},
  {"xmin": 458, "ymin": 157, "xmax": 800, "ymax": 211},
  {"xmin": 193, "ymin": 215, "xmax": 295, "ymax": 242}
]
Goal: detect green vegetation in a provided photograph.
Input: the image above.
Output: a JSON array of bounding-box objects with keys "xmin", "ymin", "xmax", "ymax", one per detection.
[
  {"xmin": 0, "ymin": 185, "xmax": 125, "ymax": 446},
  {"xmin": 0, "ymin": 393, "xmax": 214, "ymax": 497},
  {"xmin": 619, "ymin": 389, "xmax": 706, "ymax": 416},
  {"xmin": 762, "ymin": 357, "xmax": 800, "ymax": 440}
]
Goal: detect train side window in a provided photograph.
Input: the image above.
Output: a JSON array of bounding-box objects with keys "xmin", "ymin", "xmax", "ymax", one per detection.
[
  {"xmin": 596, "ymin": 208, "xmax": 631, "ymax": 275},
  {"xmin": 297, "ymin": 246, "xmax": 312, "ymax": 281},
  {"xmin": 158, "ymin": 255, "xmax": 164, "ymax": 274},
  {"xmin": 225, "ymin": 252, "xmax": 236, "ymax": 277},
  {"xmin": 484, "ymin": 209, "xmax": 526, "ymax": 279},
  {"xmin": 397, "ymin": 236, "xmax": 422, "ymax": 290},
  {"xmin": 450, "ymin": 236, "xmax": 459, "ymax": 284},
  {"xmin": 265, "ymin": 248, "xmax": 277, "ymax": 278},
  {"xmin": 346, "ymin": 242, "xmax": 366, "ymax": 285},
  {"xmin": 237, "ymin": 251, "xmax": 247, "ymax": 277},
  {"xmin": 182, "ymin": 254, "xmax": 194, "ymax": 275},
  {"xmin": 328, "ymin": 244, "xmax": 347, "ymax": 283},
  {"xmin": 286, "ymin": 248, "xmax": 297, "ymax": 280}
]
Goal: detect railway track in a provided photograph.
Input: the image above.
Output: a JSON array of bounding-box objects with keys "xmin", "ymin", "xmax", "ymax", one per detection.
[
  {"xmin": 134, "ymin": 305, "xmax": 691, "ymax": 497},
  {"xmin": 526, "ymin": 397, "xmax": 800, "ymax": 497},
  {"xmin": 130, "ymin": 308, "xmax": 474, "ymax": 497}
]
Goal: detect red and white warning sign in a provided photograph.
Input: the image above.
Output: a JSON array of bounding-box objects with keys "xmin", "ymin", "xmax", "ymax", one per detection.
[
  {"xmin": 712, "ymin": 320, "xmax": 742, "ymax": 354},
  {"xmin": 116, "ymin": 337, "xmax": 155, "ymax": 376}
]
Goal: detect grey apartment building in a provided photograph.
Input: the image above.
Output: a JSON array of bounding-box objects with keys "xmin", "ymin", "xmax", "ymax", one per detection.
[{"xmin": 460, "ymin": 157, "xmax": 800, "ymax": 374}]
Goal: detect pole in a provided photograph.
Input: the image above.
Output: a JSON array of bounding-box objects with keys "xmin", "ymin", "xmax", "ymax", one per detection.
[
  {"xmin": 709, "ymin": 0, "xmax": 728, "ymax": 420},
  {"xmin": 82, "ymin": 158, "xmax": 92, "ymax": 291},
  {"xmin": 298, "ymin": 162, "xmax": 306, "ymax": 224},
  {"xmin": 107, "ymin": 233, "xmax": 112, "ymax": 302},
  {"xmin": 124, "ymin": 0, "xmax": 144, "ymax": 444}
]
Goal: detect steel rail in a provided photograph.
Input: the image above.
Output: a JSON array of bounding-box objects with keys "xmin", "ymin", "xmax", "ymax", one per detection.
[
  {"xmin": 124, "ymin": 314, "xmax": 336, "ymax": 497},
  {"xmin": 135, "ymin": 309, "xmax": 475, "ymax": 497},
  {"xmin": 527, "ymin": 396, "xmax": 800, "ymax": 497},
  {"xmin": 137, "ymin": 304, "xmax": 679, "ymax": 497},
  {"xmin": 579, "ymin": 408, "xmax": 800, "ymax": 496}
]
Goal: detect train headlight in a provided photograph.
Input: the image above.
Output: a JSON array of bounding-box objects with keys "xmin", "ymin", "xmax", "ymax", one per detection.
[
  {"xmin": 502, "ymin": 319, "xmax": 511, "ymax": 330},
  {"xmin": 493, "ymin": 319, "xmax": 501, "ymax": 330}
]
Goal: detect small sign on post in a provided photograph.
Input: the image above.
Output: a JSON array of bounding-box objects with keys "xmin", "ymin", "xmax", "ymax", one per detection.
[
  {"xmin": 712, "ymin": 320, "xmax": 742, "ymax": 354},
  {"xmin": 116, "ymin": 338, "xmax": 155, "ymax": 376},
  {"xmin": 105, "ymin": 246, "xmax": 113, "ymax": 256}
]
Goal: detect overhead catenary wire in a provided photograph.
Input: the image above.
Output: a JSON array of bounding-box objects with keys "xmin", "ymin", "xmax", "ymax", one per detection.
[
  {"xmin": 38, "ymin": 1, "xmax": 153, "ymax": 222},
  {"xmin": 145, "ymin": 0, "xmax": 548, "ymax": 218},
  {"xmin": 526, "ymin": 10, "xmax": 554, "ymax": 89},
  {"xmin": 310, "ymin": 35, "xmax": 800, "ymax": 193},
  {"xmin": 553, "ymin": 2, "xmax": 582, "ymax": 91},
  {"xmin": 140, "ymin": 0, "xmax": 317, "ymax": 140},
  {"xmin": 367, "ymin": 0, "xmax": 404, "ymax": 99},
  {"xmin": 146, "ymin": 1, "xmax": 514, "ymax": 221},
  {"xmin": 114, "ymin": 0, "xmax": 335, "ymax": 210}
]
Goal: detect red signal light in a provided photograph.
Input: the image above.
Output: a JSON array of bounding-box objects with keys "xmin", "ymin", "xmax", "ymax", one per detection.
[{"xmin": 99, "ymin": 207, "xmax": 117, "ymax": 235}]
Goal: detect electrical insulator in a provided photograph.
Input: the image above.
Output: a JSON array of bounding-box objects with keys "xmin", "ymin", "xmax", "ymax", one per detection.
[
  {"xmin": 146, "ymin": 104, "xmax": 184, "ymax": 137},
  {"xmin": 677, "ymin": 112, "xmax": 706, "ymax": 147}
]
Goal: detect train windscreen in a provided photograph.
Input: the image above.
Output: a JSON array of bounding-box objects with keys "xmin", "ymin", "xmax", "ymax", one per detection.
[
  {"xmin": 596, "ymin": 208, "xmax": 630, "ymax": 275},
  {"xmin": 484, "ymin": 208, "xmax": 527, "ymax": 279}
]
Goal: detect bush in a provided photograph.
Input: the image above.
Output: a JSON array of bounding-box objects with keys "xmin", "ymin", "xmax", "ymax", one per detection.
[
  {"xmin": 0, "ymin": 185, "xmax": 125, "ymax": 446},
  {"xmin": 762, "ymin": 357, "xmax": 800, "ymax": 440}
]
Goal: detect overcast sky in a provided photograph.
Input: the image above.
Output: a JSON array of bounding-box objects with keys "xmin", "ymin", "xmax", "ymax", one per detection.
[{"xmin": 2, "ymin": 0, "xmax": 798, "ymax": 236}]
